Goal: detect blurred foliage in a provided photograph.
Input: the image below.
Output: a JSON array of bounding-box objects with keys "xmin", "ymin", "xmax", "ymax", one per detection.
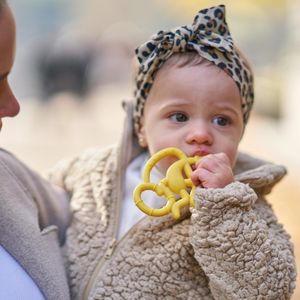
[
  {"xmin": 158, "ymin": 0, "xmax": 286, "ymax": 16},
  {"xmin": 9, "ymin": 0, "xmax": 290, "ymax": 120}
]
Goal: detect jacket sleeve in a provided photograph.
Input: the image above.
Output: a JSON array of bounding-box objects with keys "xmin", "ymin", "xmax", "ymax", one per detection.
[
  {"xmin": 0, "ymin": 149, "xmax": 71, "ymax": 245},
  {"xmin": 189, "ymin": 181, "xmax": 297, "ymax": 300},
  {"xmin": 46, "ymin": 146, "xmax": 114, "ymax": 192},
  {"xmin": 46, "ymin": 153, "xmax": 79, "ymax": 192}
]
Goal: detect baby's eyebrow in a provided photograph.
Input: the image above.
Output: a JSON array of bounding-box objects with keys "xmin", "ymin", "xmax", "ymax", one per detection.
[
  {"xmin": 219, "ymin": 106, "xmax": 242, "ymax": 119},
  {"xmin": 159, "ymin": 100, "xmax": 190, "ymax": 110}
]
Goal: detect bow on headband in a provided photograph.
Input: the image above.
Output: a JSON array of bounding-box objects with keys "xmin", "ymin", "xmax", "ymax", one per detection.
[
  {"xmin": 133, "ymin": 5, "xmax": 254, "ymax": 132},
  {"xmin": 137, "ymin": 7, "xmax": 234, "ymax": 73}
]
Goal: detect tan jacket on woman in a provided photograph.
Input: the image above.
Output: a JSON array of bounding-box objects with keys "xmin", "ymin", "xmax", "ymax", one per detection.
[
  {"xmin": 48, "ymin": 102, "xmax": 296, "ymax": 300},
  {"xmin": 0, "ymin": 149, "xmax": 70, "ymax": 300}
]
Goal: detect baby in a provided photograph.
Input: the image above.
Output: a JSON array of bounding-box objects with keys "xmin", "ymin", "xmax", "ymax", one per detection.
[{"xmin": 48, "ymin": 4, "xmax": 296, "ymax": 299}]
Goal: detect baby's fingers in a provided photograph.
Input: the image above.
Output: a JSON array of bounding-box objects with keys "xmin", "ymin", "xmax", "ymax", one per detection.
[
  {"xmin": 191, "ymin": 168, "xmax": 214, "ymax": 188},
  {"xmin": 191, "ymin": 165, "xmax": 233, "ymax": 188}
]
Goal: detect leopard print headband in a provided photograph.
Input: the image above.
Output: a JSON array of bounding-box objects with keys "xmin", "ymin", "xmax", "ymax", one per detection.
[{"xmin": 133, "ymin": 5, "xmax": 254, "ymax": 132}]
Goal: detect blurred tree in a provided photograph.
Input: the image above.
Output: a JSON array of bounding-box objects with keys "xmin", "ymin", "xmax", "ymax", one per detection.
[{"xmin": 159, "ymin": 0, "xmax": 285, "ymax": 16}]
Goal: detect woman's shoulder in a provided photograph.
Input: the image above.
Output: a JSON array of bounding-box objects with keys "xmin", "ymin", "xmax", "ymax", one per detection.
[
  {"xmin": 0, "ymin": 148, "xmax": 22, "ymax": 168},
  {"xmin": 0, "ymin": 148, "xmax": 35, "ymax": 180},
  {"xmin": 0, "ymin": 148, "xmax": 55, "ymax": 200}
]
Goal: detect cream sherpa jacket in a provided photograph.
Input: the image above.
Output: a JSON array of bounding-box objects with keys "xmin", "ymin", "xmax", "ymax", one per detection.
[{"xmin": 48, "ymin": 102, "xmax": 296, "ymax": 300}]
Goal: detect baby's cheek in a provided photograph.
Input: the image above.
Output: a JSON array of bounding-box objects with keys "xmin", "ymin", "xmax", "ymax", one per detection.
[
  {"xmin": 223, "ymin": 145, "xmax": 239, "ymax": 168},
  {"xmin": 229, "ymin": 151, "xmax": 238, "ymax": 168}
]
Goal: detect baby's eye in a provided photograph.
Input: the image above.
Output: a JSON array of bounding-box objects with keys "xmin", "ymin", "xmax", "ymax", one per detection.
[
  {"xmin": 212, "ymin": 116, "xmax": 231, "ymax": 126},
  {"xmin": 169, "ymin": 112, "xmax": 188, "ymax": 122}
]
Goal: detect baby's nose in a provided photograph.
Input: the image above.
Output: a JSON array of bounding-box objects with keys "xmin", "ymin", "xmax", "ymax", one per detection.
[{"xmin": 186, "ymin": 123, "xmax": 213, "ymax": 145}]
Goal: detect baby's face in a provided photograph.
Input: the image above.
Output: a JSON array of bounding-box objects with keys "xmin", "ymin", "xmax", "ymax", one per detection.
[{"xmin": 138, "ymin": 60, "xmax": 244, "ymax": 173}]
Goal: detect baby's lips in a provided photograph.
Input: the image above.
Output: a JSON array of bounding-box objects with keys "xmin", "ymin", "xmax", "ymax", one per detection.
[{"xmin": 191, "ymin": 148, "xmax": 210, "ymax": 157}]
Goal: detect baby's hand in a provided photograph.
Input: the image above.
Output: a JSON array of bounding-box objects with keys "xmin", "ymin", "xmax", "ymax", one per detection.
[{"xmin": 191, "ymin": 153, "xmax": 234, "ymax": 188}]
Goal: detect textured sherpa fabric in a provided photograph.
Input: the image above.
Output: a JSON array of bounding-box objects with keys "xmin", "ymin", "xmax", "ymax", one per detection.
[
  {"xmin": 46, "ymin": 101, "xmax": 296, "ymax": 300},
  {"xmin": 48, "ymin": 143, "xmax": 296, "ymax": 300}
]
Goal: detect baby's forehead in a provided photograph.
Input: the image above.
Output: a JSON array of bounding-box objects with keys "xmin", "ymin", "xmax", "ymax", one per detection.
[
  {"xmin": 154, "ymin": 54, "xmax": 229, "ymax": 85},
  {"xmin": 146, "ymin": 63, "xmax": 242, "ymax": 114}
]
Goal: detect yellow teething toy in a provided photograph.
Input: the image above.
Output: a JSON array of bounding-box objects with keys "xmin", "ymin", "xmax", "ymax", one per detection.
[{"xmin": 133, "ymin": 147, "xmax": 200, "ymax": 219}]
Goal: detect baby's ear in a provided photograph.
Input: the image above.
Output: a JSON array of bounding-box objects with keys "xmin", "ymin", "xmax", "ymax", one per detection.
[{"xmin": 137, "ymin": 118, "xmax": 148, "ymax": 148}]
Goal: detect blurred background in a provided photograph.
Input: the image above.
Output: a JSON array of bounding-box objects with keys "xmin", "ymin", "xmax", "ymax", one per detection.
[{"xmin": 1, "ymin": 0, "xmax": 299, "ymax": 297}]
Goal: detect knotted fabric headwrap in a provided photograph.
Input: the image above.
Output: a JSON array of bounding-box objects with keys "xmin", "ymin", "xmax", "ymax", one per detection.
[{"xmin": 133, "ymin": 4, "xmax": 254, "ymax": 133}]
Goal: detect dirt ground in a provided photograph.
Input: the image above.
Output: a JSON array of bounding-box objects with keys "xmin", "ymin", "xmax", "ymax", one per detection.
[{"xmin": 1, "ymin": 85, "xmax": 299, "ymax": 298}]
